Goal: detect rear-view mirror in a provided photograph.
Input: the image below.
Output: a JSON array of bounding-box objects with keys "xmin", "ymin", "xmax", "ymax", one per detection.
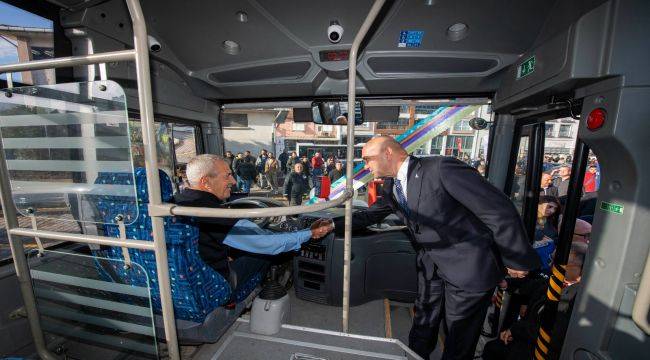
[{"xmin": 312, "ymin": 101, "xmax": 364, "ymax": 125}]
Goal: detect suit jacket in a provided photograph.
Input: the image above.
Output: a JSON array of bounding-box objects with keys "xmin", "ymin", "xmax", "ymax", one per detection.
[
  {"xmin": 336, "ymin": 156, "xmax": 540, "ymax": 291},
  {"xmin": 540, "ymin": 185, "xmax": 559, "ymax": 198}
]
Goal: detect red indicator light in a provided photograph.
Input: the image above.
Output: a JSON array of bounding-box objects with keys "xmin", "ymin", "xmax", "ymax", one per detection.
[{"xmin": 586, "ymin": 108, "xmax": 606, "ymax": 131}]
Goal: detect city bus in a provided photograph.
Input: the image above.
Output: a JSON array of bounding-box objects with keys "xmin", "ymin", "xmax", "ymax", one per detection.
[{"xmin": 0, "ymin": 0, "xmax": 648, "ymax": 359}]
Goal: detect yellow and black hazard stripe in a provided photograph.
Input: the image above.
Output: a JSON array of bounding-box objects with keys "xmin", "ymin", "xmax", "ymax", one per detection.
[
  {"xmin": 534, "ymin": 264, "xmax": 567, "ymax": 359},
  {"xmin": 534, "ymin": 327, "xmax": 552, "ymax": 360},
  {"xmin": 546, "ymin": 265, "xmax": 566, "ymax": 302}
]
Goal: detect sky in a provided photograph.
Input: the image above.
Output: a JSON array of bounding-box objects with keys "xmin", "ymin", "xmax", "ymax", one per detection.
[{"xmin": 0, "ymin": 1, "xmax": 53, "ymax": 81}]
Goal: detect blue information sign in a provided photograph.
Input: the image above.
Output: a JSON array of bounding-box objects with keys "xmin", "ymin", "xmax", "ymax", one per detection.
[{"xmin": 398, "ymin": 30, "xmax": 424, "ymax": 48}]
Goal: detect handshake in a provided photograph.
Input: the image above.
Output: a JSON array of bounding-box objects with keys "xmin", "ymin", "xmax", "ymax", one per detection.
[{"xmin": 309, "ymin": 218, "xmax": 335, "ymax": 239}]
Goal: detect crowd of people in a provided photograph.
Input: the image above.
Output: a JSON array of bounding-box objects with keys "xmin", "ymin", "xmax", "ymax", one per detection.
[{"xmin": 222, "ymin": 149, "xmax": 346, "ymax": 205}]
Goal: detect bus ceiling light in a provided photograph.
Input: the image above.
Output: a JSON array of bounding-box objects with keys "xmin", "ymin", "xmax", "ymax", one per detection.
[
  {"xmin": 587, "ymin": 108, "xmax": 606, "ymax": 131},
  {"xmin": 222, "ymin": 40, "xmax": 241, "ymax": 55},
  {"xmin": 236, "ymin": 11, "xmax": 248, "ymax": 23},
  {"xmin": 446, "ymin": 23, "xmax": 468, "ymax": 42}
]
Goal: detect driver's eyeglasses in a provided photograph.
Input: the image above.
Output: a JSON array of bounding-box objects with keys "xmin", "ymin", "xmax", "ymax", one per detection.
[{"xmin": 574, "ymin": 233, "xmax": 591, "ymax": 240}]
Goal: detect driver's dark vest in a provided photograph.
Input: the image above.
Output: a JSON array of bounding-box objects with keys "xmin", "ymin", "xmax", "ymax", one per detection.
[{"xmin": 172, "ymin": 189, "xmax": 238, "ymax": 278}]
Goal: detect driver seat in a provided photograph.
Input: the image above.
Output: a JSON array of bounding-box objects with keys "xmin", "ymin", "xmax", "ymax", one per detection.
[{"xmin": 89, "ymin": 167, "xmax": 263, "ymax": 343}]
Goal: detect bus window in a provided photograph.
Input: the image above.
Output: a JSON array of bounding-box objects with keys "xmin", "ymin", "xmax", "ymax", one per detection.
[{"xmin": 0, "ymin": 1, "xmax": 55, "ymax": 86}]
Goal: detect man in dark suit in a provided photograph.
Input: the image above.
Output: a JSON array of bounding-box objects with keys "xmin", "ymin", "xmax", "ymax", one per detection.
[
  {"xmin": 540, "ymin": 172, "xmax": 559, "ymax": 197},
  {"xmin": 339, "ymin": 136, "xmax": 540, "ymax": 360}
]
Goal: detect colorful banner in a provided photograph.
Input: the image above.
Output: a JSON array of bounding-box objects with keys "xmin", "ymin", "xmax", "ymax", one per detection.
[{"xmin": 308, "ymin": 105, "xmax": 479, "ymax": 203}]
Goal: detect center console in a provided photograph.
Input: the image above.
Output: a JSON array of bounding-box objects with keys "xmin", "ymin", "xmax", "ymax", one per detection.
[{"xmin": 291, "ymin": 208, "xmax": 418, "ymax": 306}]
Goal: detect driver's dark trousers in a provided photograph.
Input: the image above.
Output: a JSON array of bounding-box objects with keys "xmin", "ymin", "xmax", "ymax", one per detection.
[{"xmin": 408, "ymin": 250, "xmax": 493, "ymax": 360}]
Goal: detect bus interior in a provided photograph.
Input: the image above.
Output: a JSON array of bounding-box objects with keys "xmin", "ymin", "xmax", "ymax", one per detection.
[{"xmin": 0, "ymin": 0, "xmax": 648, "ymax": 359}]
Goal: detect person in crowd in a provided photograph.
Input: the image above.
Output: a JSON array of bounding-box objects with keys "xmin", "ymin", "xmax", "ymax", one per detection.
[
  {"xmin": 325, "ymin": 157, "xmax": 336, "ymax": 174},
  {"xmin": 328, "ymin": 161, "xmax": 344, "ymax": 183},
  {"xmin": 583, "ymin": 165, "xmax": 598, "ymax": 193},
  {"xmin": 286, "ymin": 151, "xmax": 298, "ymax": 174},
  {"xmin": 553, "ymin": 165, "xmax": 572, "ymax": 198},
  {"xmin": 337, "ymin": 136, "xmax": 540, "ymax": 360},
  {"xmin": 482, "ymin": 222, "xmax": 590, "ymax": 360},
  {"xmin": 477, "ymin": 164, "xmax": 487, "ymax": 177},
  {"xmin": 224, "ymin": 150, "xmax": 235, "ymax": 171},
  {"xmin": 243, "ymin": 150, "xmax": 255, "ymax": 164},
  {"xmin": 232, "ymin": 152, "xmax": 244, "ymax": 190},
  {"xmin": 311, "ymin": 151, "xmax": 324, "ymax": 177},
  {"xmin": 278, "ymin": 148, "xmax": 289, "ymax": 173},
  {"xmin": 540, "ymin": 172, "xmax": 559, "ymax": 197},
  {"xmin": 265, "ymin": 152, "xmax": 280, "ymax": 193},
  {"xmin": 300, "ymin": 155, "xmax": 312, "ymax": 177},
  {"xmin": 256, "ymin": 150, "xmax": 268, "ymax": 189},
  {"xmin": 284, "ymin": 163, "xmax": 311, "ymax": 206},
  {"xmin": 172, "ymin": 154, "xmax": 333, "ymax": 295},
  {"xmin": 534, "ymin": 195, "xmax": 561, "ymax": 273},
  {"xmin": 236, "ymin": 157, "xmax": 257, "ymax": 193}
]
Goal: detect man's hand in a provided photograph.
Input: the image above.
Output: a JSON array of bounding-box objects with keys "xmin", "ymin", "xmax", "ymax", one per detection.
[
  {"xmin": 310, "ymin": 219, "xmax": 334, "ymax": 239},
  {"xmin": 506, "ymin": 268, "xmax": 529, "ymax": 278},
  {"xmin": 499, "ymin": 329, "xmax": 513, "ymax": 345}
]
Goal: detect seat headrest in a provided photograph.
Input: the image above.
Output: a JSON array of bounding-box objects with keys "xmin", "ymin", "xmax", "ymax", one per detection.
[{"xmin": 95, "ymin": 168, "xmax": 173, "ymax": 203}]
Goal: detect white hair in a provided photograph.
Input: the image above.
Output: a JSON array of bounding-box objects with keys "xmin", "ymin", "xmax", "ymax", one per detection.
[{"xmin": 186, "ymin": 154, "xmax": 224, "ymax": 187}]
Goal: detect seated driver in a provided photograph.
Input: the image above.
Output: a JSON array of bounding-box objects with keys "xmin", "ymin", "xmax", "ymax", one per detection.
[{"xmin": 173, "ymin": 154, "xmax": 333, "ymax": 295}]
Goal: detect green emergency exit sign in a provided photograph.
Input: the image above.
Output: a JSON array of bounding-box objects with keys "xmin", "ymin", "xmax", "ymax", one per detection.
[
  {"xmin": 517, "ymin": 56, "xmax": 535, "ymax": 79},
  {"xmin": 600, "ymin": 201, "xmax": 624, "ymax": 215}
]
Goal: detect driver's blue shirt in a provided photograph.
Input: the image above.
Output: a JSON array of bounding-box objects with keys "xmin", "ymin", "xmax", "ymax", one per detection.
[{"xmin": 224, "ymin": 219, "xmax": 312, "ymax": 255}]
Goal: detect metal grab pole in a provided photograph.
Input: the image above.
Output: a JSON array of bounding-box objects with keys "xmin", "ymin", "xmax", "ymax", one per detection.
[
  {"xmin": 124, "ymin": 1, "xmax": 180, "ymax": 359},
  {"xmin": 533, "ymin": 139, "xmax": 589, "ymax": 360},
  {"xmin": 0, "ymin": 128, "xmax": 57, "ymax": 359},
  {"xmin": 343, "ymin": 0, "xmax": 386, "ymax": 333}
]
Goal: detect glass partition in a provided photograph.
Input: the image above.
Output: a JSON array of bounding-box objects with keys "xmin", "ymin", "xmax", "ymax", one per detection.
[
  {"xmin": 0, "ymin": 81, "xmax": 138, "ymax": 225},
  {"xmin": 28, "ymin": 250, "xmax": 158, "ymax": 358}
]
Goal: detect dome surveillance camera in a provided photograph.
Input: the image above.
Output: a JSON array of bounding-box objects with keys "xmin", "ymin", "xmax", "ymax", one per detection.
[
  {"xmin": 327, "ymin": 22, "xmax": 343, "ymax": 43},
  {"xmin": 148, "ymin": 35, "xmax": 161, "ymax": 52}
]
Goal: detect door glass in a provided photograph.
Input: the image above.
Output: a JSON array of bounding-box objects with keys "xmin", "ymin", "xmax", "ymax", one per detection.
[
  {"xmin": 540, "ymin": 116, "xmax": 599, "ymax": 235},
  {"xmin": 509, "ymin": 133, "xmax": 530, "ymax": 214}
]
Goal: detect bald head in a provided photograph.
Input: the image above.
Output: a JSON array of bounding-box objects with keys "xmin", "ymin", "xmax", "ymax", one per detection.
[
  {"xmin": 365, "ymin": 136, "xmax": 408, "ymax": 156},
  {"xmin": 362, "ymin": 136, "xmax": 408, "ymax": 178}
]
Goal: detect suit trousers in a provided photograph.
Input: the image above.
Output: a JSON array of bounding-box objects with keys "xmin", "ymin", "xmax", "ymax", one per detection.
[{"xmin": 408, "ymin": 249, "xmax": 493, "ymax": 360}]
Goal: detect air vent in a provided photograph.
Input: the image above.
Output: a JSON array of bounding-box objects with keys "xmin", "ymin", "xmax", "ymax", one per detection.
[
  {"xmin": 209, "ymin": 61, "xmax": 311, "ymax": 83},
  {"xmin": 367, "ymin": 56, "xmax": 497, "ymax": 75}
]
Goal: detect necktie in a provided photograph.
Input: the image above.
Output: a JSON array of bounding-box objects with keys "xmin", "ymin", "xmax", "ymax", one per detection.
[{"xmin": 394, "ymin": 179, "xmax": 410, "ymax": 218}]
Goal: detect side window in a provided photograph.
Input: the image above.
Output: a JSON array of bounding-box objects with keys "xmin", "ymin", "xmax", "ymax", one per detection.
[
  {"xmin": 171, "ymin": 124, "xmax": 199, "ymax": 165},
  {"xmin": 0, "ymin": 1, "xmax": 55, "ymax": 86},
  {"xmin": 128, "ymin": 119, "xmax": 173, "ymax": 179}
]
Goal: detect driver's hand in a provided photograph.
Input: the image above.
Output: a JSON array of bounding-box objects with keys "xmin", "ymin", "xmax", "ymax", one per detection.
[
  {"xmin": 310, "ymin": 219, "xmax": 334, "ymax": 239},
  {"xmin": 506, "ymin": 268, "xmax": 528, "ymax": 278}
]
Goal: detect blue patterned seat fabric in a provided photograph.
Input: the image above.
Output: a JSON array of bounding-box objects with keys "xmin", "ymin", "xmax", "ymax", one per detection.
[{"xmin": 91, "ymin": 168, "xmax": 263, "ymax": 322}]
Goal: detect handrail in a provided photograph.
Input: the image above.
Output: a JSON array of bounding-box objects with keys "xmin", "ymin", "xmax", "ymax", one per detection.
[
  {"xmin": 9, "ymin": 228, "xmax": 155, "ymax": 250},
  {"xmin": 123, "ymin": 0, "xmax": 180, "ymax": 358},
  {"xmin": 632, "ymin": 249, "xmax": 650, "ymax": 335},
  {"xmin": 148, "ymin": 190, "xmax": 353, "ymax": 218},
  {"xmin": 342, "ymin": 0, "xmax": 386, "ymax": 333},
  {"xmin": 0, "ymin": 50, "xmax": 136, "ymax": 74}
]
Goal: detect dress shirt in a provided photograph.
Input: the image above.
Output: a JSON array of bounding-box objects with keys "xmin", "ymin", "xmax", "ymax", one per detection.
[
  {"xmin": 393, "ymin": 157, "xmax": 410, "ymax": 201},
  {"xmin": 224, "ymin": 219, "xmax": 312, "ymax": 255}
]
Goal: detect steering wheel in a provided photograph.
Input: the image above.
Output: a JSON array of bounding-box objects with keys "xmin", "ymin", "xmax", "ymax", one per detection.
[{"xmin": 225, "ymin": 198, "xmax": 278, "ymax": 228}]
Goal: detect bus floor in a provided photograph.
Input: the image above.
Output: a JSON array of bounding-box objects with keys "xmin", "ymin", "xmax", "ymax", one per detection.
[{"xmin": 190, "ymin": 288, "xmax": 444, "ymax": 360}]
